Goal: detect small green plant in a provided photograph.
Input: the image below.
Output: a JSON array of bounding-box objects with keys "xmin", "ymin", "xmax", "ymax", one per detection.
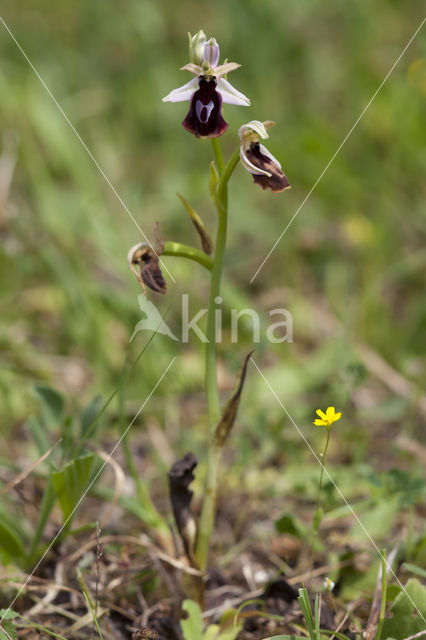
[
  {"xmin": 262, "ymin": 587, "xmax": 353, "ymax": 640},
  {"xmin": 310, "ymin": 406, "xmax": 342, "ymax": 558},
  {"xmin": 180, "ymin": 599, "xmax": 242, "ymax": 640}
]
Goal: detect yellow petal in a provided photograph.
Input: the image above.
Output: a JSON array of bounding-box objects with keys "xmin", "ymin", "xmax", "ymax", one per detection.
[
  {"xmin": 333, "ymin": 412, "xmax": 342, "ymax": 422},
  {"xmin": 314, "ymin": 419, "xmax": 326, "ymax": 426},
  {"xmin": 316, "ymin": 409, "xmax": 327, "ymax": 420},
  {"xmin": 326, "ymin": 406, "xmax": 335, "ymax": 420}
]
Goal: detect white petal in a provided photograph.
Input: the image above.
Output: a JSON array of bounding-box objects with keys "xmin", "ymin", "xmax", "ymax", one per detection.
[
  {"xmin": 217, "ymin": 78, "xmax": 250, "ymax": 106},
  {"xmin": 238, "ymin": 120, "xmax": 270, "ymax": 141},
  {"xmin": 162, "ymin": 78, "xmax": 198, "ymax": 103},
  {"xmin": 258, "ymin": 143, "xmax": 282, "ymax": 170},
  {"xmin": 203, "ymin": 38, "xmax": 220, "ymax": 67},
  {"xmin": 240, "ymin": 149, "xmax": 272, "ymax": 177}
]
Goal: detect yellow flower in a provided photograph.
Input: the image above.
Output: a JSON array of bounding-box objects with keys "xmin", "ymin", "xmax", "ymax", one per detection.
[{"xmin": 314, "ymin": 406, "xmax": 342, "ymax": 428}]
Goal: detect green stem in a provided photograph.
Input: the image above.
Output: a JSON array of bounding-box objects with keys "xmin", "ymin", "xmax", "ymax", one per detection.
[
  {"xmin": 218, "ymin": 147, "xmax": 240, "ymax": 209},
  {"xmin": 162, "ymin": 241, "xmax": 213, "ymax": 270},
  {"xmin": 310, "ymin": 427, "xmax": 331, "ymax": 569},
  {"xmin": 317, "ymin": 427, "xmax": 331, "ymax": 507},
  {"xmin": 195, "ymin": 144, "xmax": 240, "ymax": 571},
  {"xmin": 211, "ymin": 137, "xmax": 224, "ymax": 175}
]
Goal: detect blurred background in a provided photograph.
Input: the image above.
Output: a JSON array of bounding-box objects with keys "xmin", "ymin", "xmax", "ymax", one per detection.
[{"xmin": 0, "ymin": 0, "xmax": 425, "ymax": 548}]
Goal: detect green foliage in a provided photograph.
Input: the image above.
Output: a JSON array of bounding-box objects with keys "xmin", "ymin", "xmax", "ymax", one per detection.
[
  {"xmin": 180, "ymin": 600, "xmax": 242, "ymax": 640},
  {"xmin": 312, "ymin": 507, "xmax": 324, "ymax": 534},
  {"xmin": 51, "ymin": 453, "xmax": 96, "ymax": 524},
  {"xmin": 275, "ymin": 513, "xmax": 306, "ymax": 539},
  {"xmin": 0, "ymin": 621, "xmax": 17, "ymax": 640},
  {"xmin": 297, "ymin": 588, "xmax": 321, "ymax": 640},
  {"xmin": 180, "ymin": 600, "xmax": 203, "ymax": 640},
  {"xmin": 0, "ymin": 504, "xmax": 27, "ymax": 566},
  {"xmin": 401, "ymin": 562, "xmax": 426, "ymax": 580},
  {"xmin": 80, "ymin": 394, "xmax": 103, "ymax": 438},
  {"xmin": 381, "ymin": 579, "xmax": 426, "ymax": 639},
  {"xmin": 0, "ymin": 609, "xmax": 18, "ymax": 640},
  {"xmin": 33, "ymin": 385, "xmax": 65, "ymax": 426}
]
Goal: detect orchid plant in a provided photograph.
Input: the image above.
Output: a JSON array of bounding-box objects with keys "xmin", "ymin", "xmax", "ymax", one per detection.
[{"xmin": 129, "ymin": 30, "xmax": 290, "ymax": 580}]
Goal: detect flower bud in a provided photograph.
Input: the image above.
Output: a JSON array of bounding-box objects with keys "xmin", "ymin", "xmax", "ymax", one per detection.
[
  {"xmin": 189, "ymin": 30, "xmax": 206, "ymax": 66},
  {"xmin": 203, "ymin": 37, "xmax": 220, "ymax": 68}
]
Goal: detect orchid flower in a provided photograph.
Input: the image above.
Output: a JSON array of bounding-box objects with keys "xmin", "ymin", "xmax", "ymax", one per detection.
[
  {"xmin": 162, "ymin": 31, "xmax": 250, "ymax": 138},
  {"xmin": 238, "ymin": 120, "xmax": 290, "ymax": 192}
]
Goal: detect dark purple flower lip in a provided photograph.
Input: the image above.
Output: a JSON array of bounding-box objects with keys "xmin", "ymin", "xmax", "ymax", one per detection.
[
  {"xmin": 245, "ymin": 141, "xmax": 290, "ymax": 193},
  {"xmin": 182, "ymin": 76, "xmax": 228, "ymax": 139}
]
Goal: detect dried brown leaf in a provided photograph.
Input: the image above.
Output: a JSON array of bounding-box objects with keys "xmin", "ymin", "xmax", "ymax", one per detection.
[{"xmin": 214, "ymin": 352, "xmax": 253, "ymax": 446}]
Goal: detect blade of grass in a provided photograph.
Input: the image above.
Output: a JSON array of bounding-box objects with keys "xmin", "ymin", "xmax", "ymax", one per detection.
[
  {"xmin": 82, "ymin": 590, "xmax": 104, "ymax": 639},
  {"xmin": 27, "ymin": 476, "xmax": 55, "ymax": 564},
  {"xmin": 16, "ymin": 618, "xmax": 69, "ymax": 640},
  {"xmin": 314, "ymin": 594, "xmax": 321, "ymax": 640},
  {"xmin": 298, "ymin": 587, "xmax": 315, "ymax": 638},
  {"xmin": 376, "ymin": 550, "xmax": 387, "ymax": 640}
]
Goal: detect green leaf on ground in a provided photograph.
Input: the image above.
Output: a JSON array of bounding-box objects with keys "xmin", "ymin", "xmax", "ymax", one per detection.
[
  {"xmin": 275, "ymin": 513, "xmax": 306, "ymax": 539},
  {"xmin": 33, "ymin": 385, "xmax": 65, "ymax": 424},
  {"xmin": 0, "ymin": 519, "xmax": 25, "ymax": 562},
  {"xmin": 51, "ymin": 453, "xmax": 95, "ymax": 523},
  {"xmin": 381, "ymin": 578, "xmax": 426, "ymax": 639},
  {"xmin": 181, "ymin": 599, "xmax": 203, "ymax": 640},
  {"xmin": 0, "ymin": 620, "xmax": 17, "ymax": 640}
]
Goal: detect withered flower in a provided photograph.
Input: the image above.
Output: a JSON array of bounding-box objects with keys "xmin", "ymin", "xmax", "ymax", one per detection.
[
  {"xmin": 127, "ymin": 243, "xmax": 166, "ymax": 294},
  {"xmin": 238, "ymin": 120, "xmax": 290, "ymax": 192},
  {"xmin": 167, "ymin": 452, "xmax": 198, "ymax": 562},
  {"xmin": 162, "ymin": 31, "xmax": 250, "ymax": 138}
]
